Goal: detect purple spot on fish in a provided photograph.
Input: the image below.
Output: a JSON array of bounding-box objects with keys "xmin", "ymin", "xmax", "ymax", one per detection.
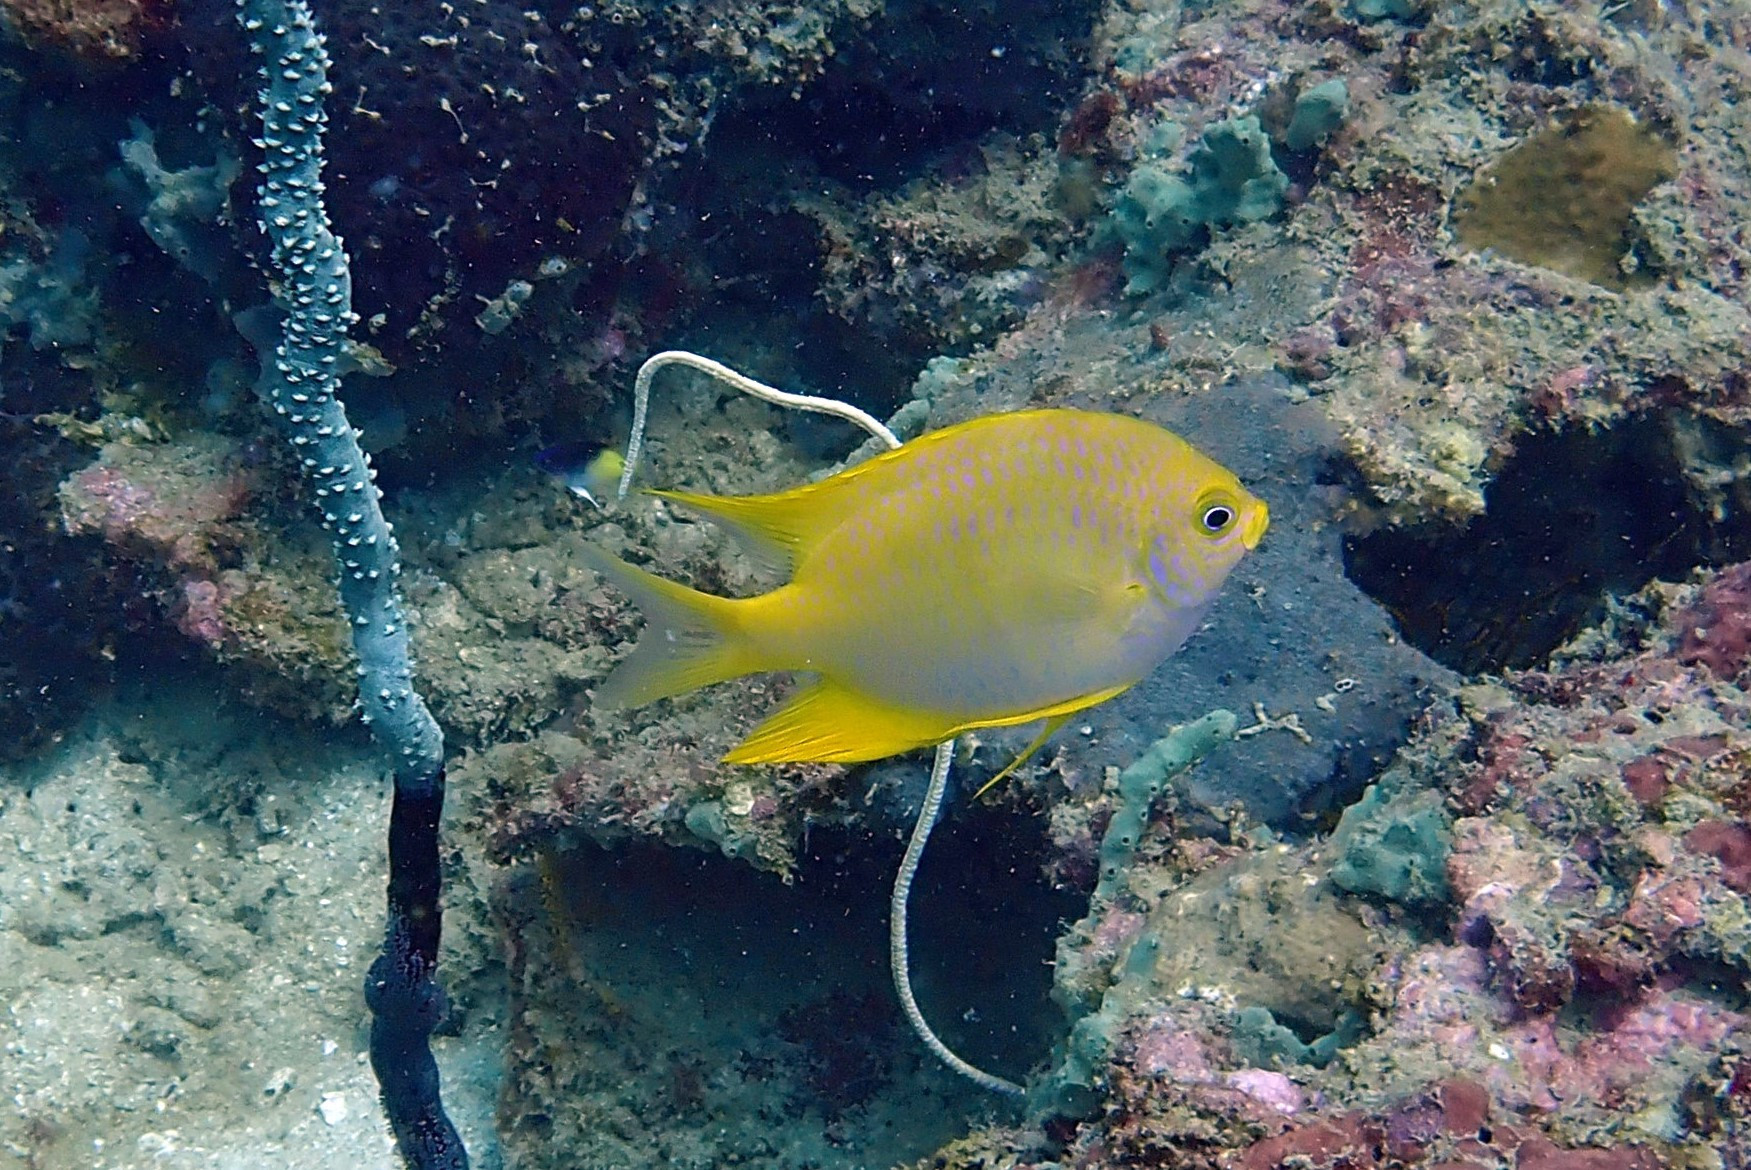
[
  {"xmin": 1071, "ymin": 504, "xmax": 1083, "ymax": 528},
  {"xmin": 1149, "ymin": 549, "xmax": 1168, "ymax": 588}
]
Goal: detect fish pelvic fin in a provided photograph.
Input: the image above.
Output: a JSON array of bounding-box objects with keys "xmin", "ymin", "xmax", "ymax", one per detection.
[
  {"xmin": 952, "ymin": 681, "xmax": 1134, "ymax": 797},
  {"xmin": 973, "ymin": 713, "xmax": 1075, "ymax": 800},
  {"xmin": 582, "ymin": 544, "xmax": 758, "ymax": 708},
  {"xmin": 724, "ymin": 679, "xmax": 1138, "ymax": 769},
  {"xmin": 724, "ymin": 680, "xmax": 954, "ymax": 765}
]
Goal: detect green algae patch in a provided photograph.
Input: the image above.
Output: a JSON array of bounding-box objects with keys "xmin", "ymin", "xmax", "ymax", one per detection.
[{"xmin": 1453, "ymin": 106, "xmax": 1677, "ymax": 289}]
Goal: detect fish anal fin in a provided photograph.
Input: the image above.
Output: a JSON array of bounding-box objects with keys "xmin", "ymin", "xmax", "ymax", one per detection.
[
  {"xmin": 724, "ymin": 681, "xmax": 949, "ymax": 765},
  {"xmin": 727, "ymin": 679, "xmax": 1139, "ymax": 771},
  {"xmin": 952, "ymin": 682, "xmax": 1134, "ymax": 736},
  {"xmin": 953, "ymin": 682, "xmax": 1134, "ymax": 796}
]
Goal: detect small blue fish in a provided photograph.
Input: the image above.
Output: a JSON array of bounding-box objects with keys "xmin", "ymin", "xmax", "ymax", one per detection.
[{"xmin": 536, "ymin": 442, "xmax": 625, "ymax": 508}]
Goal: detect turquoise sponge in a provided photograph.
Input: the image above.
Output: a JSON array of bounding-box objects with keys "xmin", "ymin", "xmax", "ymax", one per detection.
[
  {"xmin": 1286, "ymin": 79, "xmax": 1351, "ymax": 152},
  {"xmin": 1328, "ymin": 784, "xmax": 1453, "ymax": 908},
  {"xmin": 1111, "ymin": 115, "xmax": 1290, "ymax": 296}
]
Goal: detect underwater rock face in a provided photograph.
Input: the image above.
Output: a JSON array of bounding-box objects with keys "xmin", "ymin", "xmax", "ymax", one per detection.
[
  {"xmin": 1453, "ymin": 105, "xmax": 1678, "ymax": 289},
  {"xmin": 0, "ymin": 0, "xmax": 168, "ymax": 59},
  {"xmin": 56, "ymin": 433, "xmax": 359, "ymax": 724},
  {"xmin": 309, "ymin": 0, "xmax": 656, "ymax": 364},
  {"xmin": 1026, "ymin": 562, "xmax": 1751, "ymax": 1170}
]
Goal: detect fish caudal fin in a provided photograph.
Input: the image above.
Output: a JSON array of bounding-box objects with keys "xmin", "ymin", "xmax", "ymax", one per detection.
[
  {"xmin": 724, "ymin": 680, "xmax": 952, "ymax": 765},
  {"xmin": 581, "ymin": 545, "xmax": 756, "ymax": 708}
]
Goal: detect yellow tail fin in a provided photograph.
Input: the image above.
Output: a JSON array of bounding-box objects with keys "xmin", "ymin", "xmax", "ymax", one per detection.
[{"xmin": 580, "ymin": 545, "xmax": 756, "ymax": 708}]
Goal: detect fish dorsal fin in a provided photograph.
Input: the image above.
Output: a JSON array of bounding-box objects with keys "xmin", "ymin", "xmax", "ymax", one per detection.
[
  {"xmin": 648, "ymin": 413, "xmax": 1027, "ymax": 573},
  {"xmin": 649, "ymin": 485, "xmax": 855, "ymax": 576}
]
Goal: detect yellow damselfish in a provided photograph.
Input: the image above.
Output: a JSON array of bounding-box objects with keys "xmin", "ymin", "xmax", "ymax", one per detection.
[{"xmin": 582, "ymin": 407, "xmax": 1268, "ymax": 765}]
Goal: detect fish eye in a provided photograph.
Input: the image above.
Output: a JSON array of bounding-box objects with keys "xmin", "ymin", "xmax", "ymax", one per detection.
[{"xmin": 1199, "ymin": 503, "xmax": 1236, "ymax": 534}]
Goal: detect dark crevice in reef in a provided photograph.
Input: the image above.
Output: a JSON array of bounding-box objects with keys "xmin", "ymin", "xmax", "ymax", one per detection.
[
  {"xmin": 1344, "ymin": 417, "xmax": 1751, "ymax": 675},
  {"xmin": 523, "ymin": 805, "xmax": 1079, "ymax": 1123},
  {"xmin": 705, "ymin": 0, "xmax": 1101, "ymax": 193},
  {"xmin": 658, "ymin": 0, "xmax": 1104, "ymax": 424},
  {"xmin": 904, "ymin": 797, "xmax": 1087, "ymax": 1074}
]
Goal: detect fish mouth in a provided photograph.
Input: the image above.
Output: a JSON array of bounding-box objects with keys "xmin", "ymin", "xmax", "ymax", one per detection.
[{"xmin": 1242, "ymin": 502, "xmax": 1270, "ymax": 550}]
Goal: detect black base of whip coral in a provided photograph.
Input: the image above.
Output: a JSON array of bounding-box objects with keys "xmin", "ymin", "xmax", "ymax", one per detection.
[{"xmin": 367, "ymin": 773, "xmax": 467, "ymax": 1170}]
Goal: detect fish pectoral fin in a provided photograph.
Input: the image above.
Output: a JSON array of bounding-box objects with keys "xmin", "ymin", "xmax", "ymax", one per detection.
[
  {"xmin": 987, "ymin": 564, "xmax": 1142, "ymax": 641},
  {"xmin": 724, "ymin": 681, "xmax": 949, "ymax": 765}
]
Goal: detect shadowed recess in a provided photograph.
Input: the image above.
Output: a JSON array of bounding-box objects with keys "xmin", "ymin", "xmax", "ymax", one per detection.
[
  {"xmin": 705, "ymin": 0, "xmax": 1101, "ymax": 191},
  {"xmin": 499, "ymin": 810, "xmax": 1080, "ymax": 1168},
  {"xmin": 1344, "ymin": 418, "xmax": 1741, "ymax": 674}
]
